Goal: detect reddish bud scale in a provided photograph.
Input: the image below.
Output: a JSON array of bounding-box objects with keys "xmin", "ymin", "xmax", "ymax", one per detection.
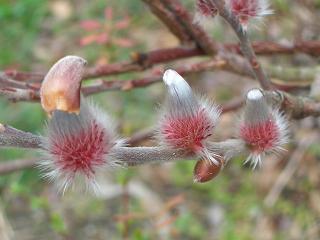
[
  {"xmin": 160, "ymin": 108, "xmax": 214, "ymax": 154},
  {"xmin": 193, "ymin": 158, "xmax": 223, "ymax": 183},
  {"xmin": 240, "ymin": 118, "xmax": 279, "ymax": 154}
]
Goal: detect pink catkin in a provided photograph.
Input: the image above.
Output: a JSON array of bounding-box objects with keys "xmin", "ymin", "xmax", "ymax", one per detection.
[
  {"xmin": 49, "ymin": 120, "xmax": 110, "ymax": 179},
  {"xmin": 231, "ymin": 0, "xmax": 259, "ymax": 17},
  {"xmin": 196, "ymin": 0, "xmax": 217, "ymax": 18},
  {"xmin": 240, "ymin": 118, "xmax": 279, "ymax": 154},
  {"xmin": 161, "ymin": 108, "xmax": 214, "ymax": 153}
]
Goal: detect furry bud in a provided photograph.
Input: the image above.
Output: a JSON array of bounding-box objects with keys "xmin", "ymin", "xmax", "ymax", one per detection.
[
  {"xmin": 39, "ymin": 101, "xmax": 119, "ymax": 194},
  {"xmin": 159, "ymin": 69, "xmax": 221, "ymax": 164},
  {"xmin": 239, "ymin": 89, "xmax": 289, "ymax": 169},
  {"xmin": 226, "ymin": 0, "xmax": 273, "ymax": 30},
  {"xmin": 193, "ymin": 157, "xmax": 224, "ymax": 183},
  {"xmin": 194, "ymin": 0, "xmax": 218, "ymax": 24},
  {"xmin": 40, "ymin": 56, "xmax": 87, "ymax": 115}
]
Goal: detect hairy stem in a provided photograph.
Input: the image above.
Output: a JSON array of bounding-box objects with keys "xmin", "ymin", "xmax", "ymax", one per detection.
[
  {"xmin": 0, "ymin": 124, "xmax": 43, "ymax": 149},
  {"xmin": 110, "ymin": 146, "xmax": 194, "ymax": 166}
]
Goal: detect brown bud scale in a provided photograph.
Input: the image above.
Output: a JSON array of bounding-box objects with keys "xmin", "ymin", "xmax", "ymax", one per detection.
[
  {"xmin": 193, "ymin": 157, "xmax": 224, "ymax": 183},
  {"xmin": 40, "ymin": 56, "xmax": 87, "ymax": 115}
]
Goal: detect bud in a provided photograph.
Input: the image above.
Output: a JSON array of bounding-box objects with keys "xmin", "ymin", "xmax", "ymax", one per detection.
[
  {"xmin": 39, "ymin": 101, "xmax": 119, "ymax": 194},
  {"xmin": 194, "ymin": 0, "xmax": 218, "ymax": 24},
  {"xmin": 193, "ymin": 157, "xmax": 224, "ymax": 183},
  {"xmin": 158, "ymin": 69, "xmax": 221, "ymax": 164},
  {"xmin": 226, "ymin": 0, "xmax": 273, "ymax": 30},
  {"xmin": 239, "ymin": 89, "xmax": 289, "ymax": 169},
  {"xmin": 40, "ymin": 56, "xmax": 87, "ymax": 115}
]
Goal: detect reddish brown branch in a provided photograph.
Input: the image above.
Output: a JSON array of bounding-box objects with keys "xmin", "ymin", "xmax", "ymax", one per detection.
[
  {"xmin": 83, "ymin": 58, "xmax": 227, "ymax": 95},
  {"xmin": 142, "ymin": 0, "xmax": 192, "ymax": 43},
  {"xmin": 160, "ymin": 0, "xmax": 218, "ymax": 54},
  {"xmin": 3, "ymin": 41, "xmax": 320, "ymax": 83},
  {"xmin": 266, "ymin": 91, "xmax": 320, "ymax": 119},
  {"xmin": 0, "ymin": 87, "xmax": 40, "ymax": 102}
]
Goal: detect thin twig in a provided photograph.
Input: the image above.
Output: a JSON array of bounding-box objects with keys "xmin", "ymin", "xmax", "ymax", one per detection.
[
  {"xmin": 211, "ymin": 0, "xmax": 272, "ymax": 90},
  {"xmin": 142, "ymin": 0, "xmax": 193, "ymax": 43},
  {"xmin": 3, "ymin": 40, "xmax": 320, "ymax": 83},
  {"xmin": 161, "ymin": 0, "xmax": 218, "ymax": 54},
  {"xmin": 0, "ymin": 124, "xmax": 43, "ymax": 149}
]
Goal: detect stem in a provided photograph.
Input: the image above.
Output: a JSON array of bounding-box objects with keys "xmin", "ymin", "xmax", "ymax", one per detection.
[
  {"xmin": 110, "ymin": 147, "xmax": 195, "ymax": 166},
  {"xmin": 0, "ymin": 124, "xmax": 43, "ymax": 149},
  {"xmin": 211, "ymin": 0, "xmax": 272, "ymax": 90}
]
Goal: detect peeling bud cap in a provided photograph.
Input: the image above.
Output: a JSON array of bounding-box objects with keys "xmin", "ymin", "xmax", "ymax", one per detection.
[
  {"xmin": 159, "ymin": 69, "xmax": 221, "ymax": 163},
  {"xmin": 40, "ymin": 56, "xmax": 87, "ymax": 115},
  {"xmin": 239, "ymin": 89, "xmax": 289, "ymax": 168}
]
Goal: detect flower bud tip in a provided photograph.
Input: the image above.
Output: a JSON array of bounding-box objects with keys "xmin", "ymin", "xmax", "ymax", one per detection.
[
  {"xmin": 163, "ymin": 69, "xmax": 185, "ymax": 87},
  {"xmin": 247, "ymin": 89, "xmax": 263, "ymax": 101}
]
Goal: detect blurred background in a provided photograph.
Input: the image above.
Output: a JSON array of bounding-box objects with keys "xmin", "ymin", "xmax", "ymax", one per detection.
[{"xmin": 0, "ymin": 0, "xmax": 320, "ymax": 239}]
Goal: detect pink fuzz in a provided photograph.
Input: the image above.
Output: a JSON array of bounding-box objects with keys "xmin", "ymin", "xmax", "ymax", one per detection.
[
  {"xmin": 49, "ymin": 120, "xmax": 110, "ymax": 179},
  {"xmin": 161, "ymin": 108, "xmax": 214, "ymax": 154},
  {"xmin": 227, "ymin": 0, "xmax": 273, "ymax": 28},
  {"xmin": 240, "ymin": 118, "xmax": 279, "ymax": 154},
  {"xmin": 196, "ymin": 0, "xmax": 217, "ymax": 18},
  {"xmin": 231, "ymin": 0, "xmax": 259, "ymax": 17}
]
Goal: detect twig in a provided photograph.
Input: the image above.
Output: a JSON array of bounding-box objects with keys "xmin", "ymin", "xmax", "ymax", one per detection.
[
  {"xmin": 83, "ymin": 58, "xmax": 227, "ymax": 95},
  {"xmin": 0, "ymin": 124, "xmax": 43, "ymax": 149},
  {"xmin": 211, "ymin": 0, "xmax": 272, "ymax": 90},
  {"xmin": 125, "ymin": 127, "xmax": 155, "ymax": 146},
  {"xmin": 161, "ymin": 0, "xmax": 218, "ymax": 54},
  {"xmin": 265, "ymin": 91, "xmax": 320, "ymax": 119},
  {"xmin": 265, "ymin": 65, "xmax": 320, "ymax": 87},
  {"xmin": 0, "ymin": 158, "xmax": 37, "ymax": 175},
  {"xmin": 4, "ymin": 40, "xmax": 320, "ymax": 83},
  {"xmin": 264, "ymin": 134, "xmax": 317, "ymax": 207},
  {"xmin": 0, "ymin": 87, "xmax": 40, "ymax": 102},
  {"xmin": 142, "ymin": 0, "xmax": 193, "ymax": 43},
  {"xmin": 226, "ymin": 40, "xmax": 320, "ymax": 57}
]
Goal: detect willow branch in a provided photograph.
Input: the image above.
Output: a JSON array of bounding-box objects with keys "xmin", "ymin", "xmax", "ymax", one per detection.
[
  {"xmin": 83, "ymin": 58, "xmax": 227, "ymax": 95},
  {"xmin": 160, "ymin": 0, "xmax": 218, "ymax": 54},
  {"xmin": 141, "ymin": 0, "xmax": 192, "ymax": 43},
  {"xmin": 265, "ymin": 91, "xmax": 320, "ymax": 119},
  {"xmin": 211, "ymin": 0, "xmax": 272, "ymax": 90},
  {"xmin": 4, "ymin": 40, "xmax": 320, "ymax": 84},
  {"xmin": 0, "ymin": 124, "xmax": 43, "ymax": 149},
  {"xmin": 0, "ymin": 87, "xmax": 40, "ymax": 102}
]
